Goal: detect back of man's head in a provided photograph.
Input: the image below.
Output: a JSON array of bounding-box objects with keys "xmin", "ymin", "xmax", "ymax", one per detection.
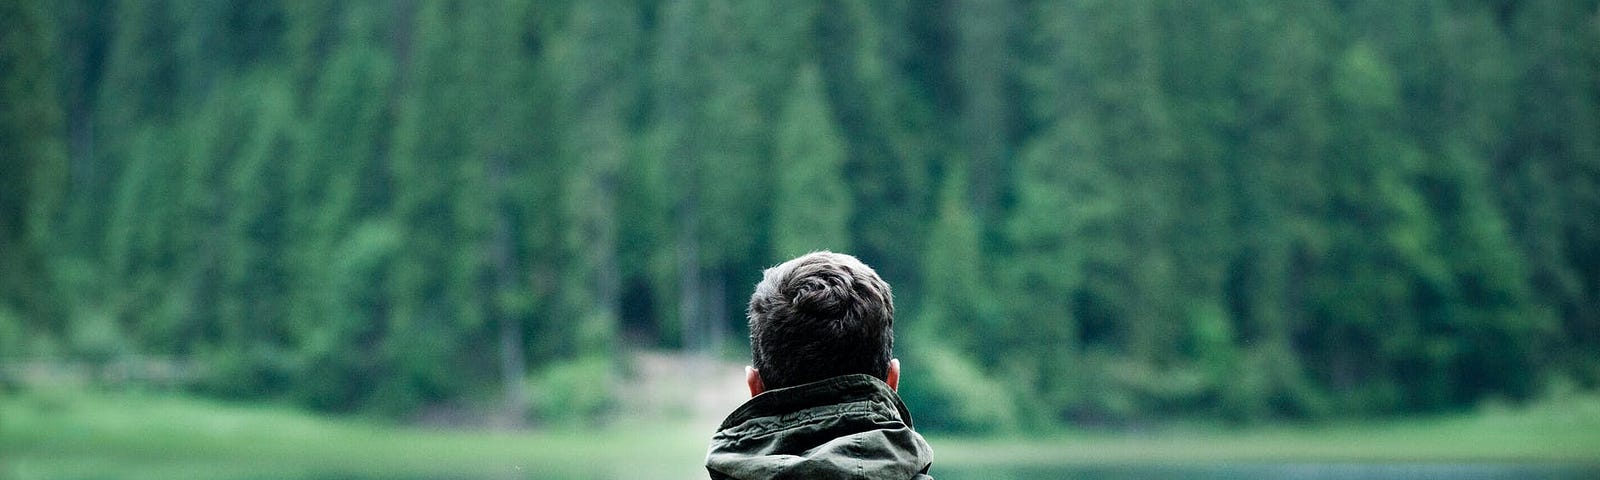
[{"xmin": 747, "ymin": 251, "xmax": 894, "ymax": 390}]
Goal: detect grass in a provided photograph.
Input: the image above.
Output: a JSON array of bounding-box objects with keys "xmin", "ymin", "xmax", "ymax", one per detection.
[
  {"xmin": 930, "ymin": 396, "xmax": 1600, "ymax": 466},
  {"xmin": 1, "ymin": 389, "xmax": 711, "ymax": 480},
  {"xmin": 4, "ymin": 388, "xmax": 1599, "ymax": 480}
]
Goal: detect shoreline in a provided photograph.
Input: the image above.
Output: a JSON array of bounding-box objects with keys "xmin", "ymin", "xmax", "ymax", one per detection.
[{"xmin": 4, "ymin": 389, "xmax": 1598, "ymax": 479}]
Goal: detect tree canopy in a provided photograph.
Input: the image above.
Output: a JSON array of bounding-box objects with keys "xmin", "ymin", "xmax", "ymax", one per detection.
[{"xmin": 2, "ymin": 0, "xmax": 1597, "ymax": 431}]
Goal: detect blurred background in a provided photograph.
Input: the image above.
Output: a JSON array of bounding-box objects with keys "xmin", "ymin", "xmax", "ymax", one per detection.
[{"xmin": 2, "ymin": 0, "xmax": 1599, "ymax": 478}]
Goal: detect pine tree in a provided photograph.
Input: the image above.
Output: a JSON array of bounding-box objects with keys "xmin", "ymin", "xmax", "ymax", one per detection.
[
  {"xmin": 0, "ymin": 0, "xmax": 69, "ymax": 351},
  {"xmin": 771, "ymin": 65, "xmax": 853, "ymax": 259}
]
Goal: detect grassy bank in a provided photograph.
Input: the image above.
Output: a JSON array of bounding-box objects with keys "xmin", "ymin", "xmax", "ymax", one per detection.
[
  {"xmin": 4, "ymin": 389, "xmax": 1599, "ymax": 480},
  {"xmin": 934, "ymin": 395, "xmax": 1600, "ymax": 466},
  {"xmin": 1, "ymin": 389, "xmax": 712, "ymax": 480}
]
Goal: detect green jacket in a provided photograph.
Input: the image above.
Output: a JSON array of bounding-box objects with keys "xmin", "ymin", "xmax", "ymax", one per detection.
[{"xmin": 706, "ymin": 374, "xmax": 935, "ymax": 480}]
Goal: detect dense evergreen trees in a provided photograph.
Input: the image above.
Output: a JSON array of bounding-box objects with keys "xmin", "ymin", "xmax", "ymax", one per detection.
[{"xmin": 2, "ymin": 0, "xmax": 1597, "ymax": 430}]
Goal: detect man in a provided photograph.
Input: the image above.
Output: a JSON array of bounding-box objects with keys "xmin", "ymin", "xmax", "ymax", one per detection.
[{"xmin": 706, "ymin": 251, "xmax": 935, "ymax": 479}]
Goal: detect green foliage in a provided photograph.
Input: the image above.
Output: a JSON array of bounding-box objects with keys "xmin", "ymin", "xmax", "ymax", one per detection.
[
  {"xmin": 771, "ymin": 64, "xmax": 853, "ymax": 258},
  {"xmin": 5, "ymin": 0, "xmax": 1599, "ymax": 428},
  {"xmin": 899, "ymin": 340, "xmax": 1018, "ymax": 434},
  {"xmin": 921, "ymin": 170, "xmax": 1000, "ymax": 354},
  {"xmin": 527, "ymin": 357, "xmax": 618, "ymax": 428},
  {"xmin": 0, "ymin": 305, "xmax": 21, "ymax": 362},
  {"xmin": 0, "ymin": 0, "xmax": 68, "ymax": 335}
]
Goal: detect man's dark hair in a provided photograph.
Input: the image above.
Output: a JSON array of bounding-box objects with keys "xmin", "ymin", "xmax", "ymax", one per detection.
[{"xmin": 748, "ymin": 251, "xmax": 895, "ymax": 390}]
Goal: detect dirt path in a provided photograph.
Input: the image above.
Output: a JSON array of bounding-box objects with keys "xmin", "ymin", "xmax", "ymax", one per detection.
[{"xmin": 620, "ymin": 351, "xmax": 750, "ymax": 430}]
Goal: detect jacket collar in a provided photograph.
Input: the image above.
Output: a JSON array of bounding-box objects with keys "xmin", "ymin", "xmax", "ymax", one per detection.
[{"xmin": 707, "ymin": 374, "xmax": 934, "ymax": 480}]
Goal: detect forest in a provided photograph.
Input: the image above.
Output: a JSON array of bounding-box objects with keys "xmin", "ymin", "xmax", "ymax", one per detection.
[{"xmin": 2, "ymin": 0, "xmax": 1598, "ymax": 433}]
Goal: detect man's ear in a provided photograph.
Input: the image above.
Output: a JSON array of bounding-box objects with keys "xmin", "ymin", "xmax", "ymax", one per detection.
[
  {"xmin": 745, "ymin": 366, "xmax": 765, "ymax": 397},
  {"xmin": 886, "ymin": 358, "xmax": 900, "ymax": 391}
]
